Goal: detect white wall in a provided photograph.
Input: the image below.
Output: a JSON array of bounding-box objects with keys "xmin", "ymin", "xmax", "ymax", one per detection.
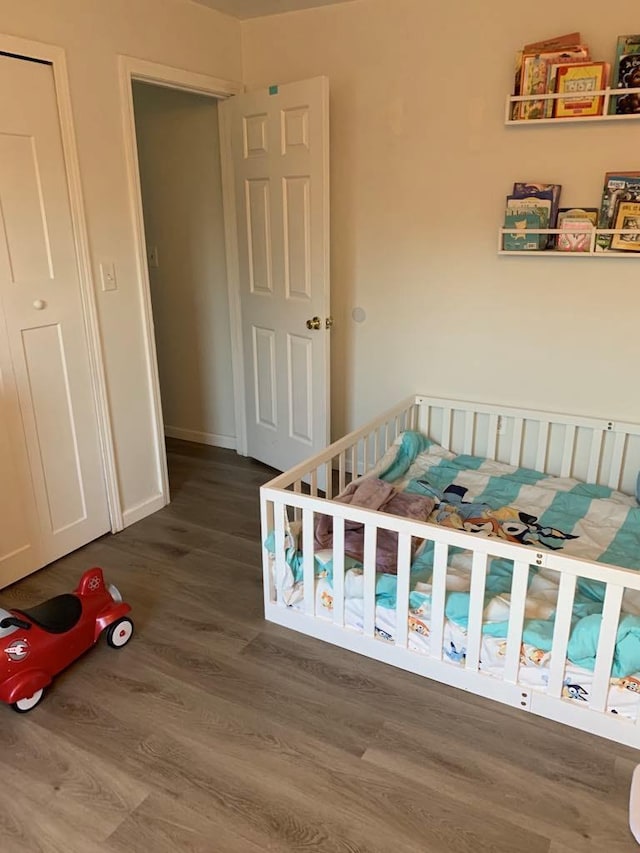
[
  {"xmin": 132, "ymin": 83, "xmax": 235, "ymax": 449},
  {"xmin": 0, "ymin": 0, "xmax": 242, "ymax": 521},
  {"xmin": 242, "ymin": 0, "xmax": 640, "ymax": 439}
]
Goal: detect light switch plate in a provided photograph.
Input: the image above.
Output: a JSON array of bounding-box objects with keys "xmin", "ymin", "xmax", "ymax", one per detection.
[{"xmin": 100, "ymin": 262, "xmax": 117, "ymax": 292}]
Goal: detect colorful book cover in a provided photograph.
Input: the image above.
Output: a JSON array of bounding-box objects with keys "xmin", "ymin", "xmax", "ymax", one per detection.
[
  {"xmin": 505, "ymin": 196, "xmax": 551, "ymax": 249},
  {"xmin": 512, "ymin": 183, "xmax": 561, "ymax": 247},
  {"xmin": 519, "ymin": 47, "xmax": 589, "ymax": 120},
  {"xmin": 611, "ymin": 201, "xmax": 640, "ymax": 251},
  {"xmin": 615, "ymin": 54, "xmax": 640, "ymax": 115},
  {"xmin": 503, "ymin": 210, "xmax": 543, "ymax": 251},
  {"xmin": 610, "ymin": 34, "xmax": 640, "ymax": 114},
  {"xmin": 512, "ymin": 33, "xmax": 582, "ymax": 119},
  {"xmin": 596, "ymin": 172, "xmax": 640, "ymax": 251},
  {"xmin": 556, "ymin": 218, "xmax": 594, "ymax": 252},
  {"xmin": 554, "ymin": 62, "xmax": 609, "ymax": 118},
  {"xmin": 555, "ymin": 208, "xmax": 598, "ymax": 250}
]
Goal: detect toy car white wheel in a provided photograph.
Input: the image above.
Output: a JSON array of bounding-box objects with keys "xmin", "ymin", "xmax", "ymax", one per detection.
[
  {"xmin": 106, "ymin": 617, "xmax": 134, "ymax": 648},
  {"xmin": 12, "ymin": 688, "xmax": 45, "ymax": 713}
]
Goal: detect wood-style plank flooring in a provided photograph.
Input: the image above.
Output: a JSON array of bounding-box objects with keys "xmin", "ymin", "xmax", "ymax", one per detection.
[{"xmin": 1, "ymin": 439, "xmax": 638, "ymax": 852}]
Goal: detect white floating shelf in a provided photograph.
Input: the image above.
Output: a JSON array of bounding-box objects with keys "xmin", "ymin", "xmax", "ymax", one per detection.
[
  {"xmin": 505, "ymin": 86, "xmax": 640, "ymax": 125},
  {"xmin": 498, "ymin": 227, "xmax": 640, "ymax": 257}
]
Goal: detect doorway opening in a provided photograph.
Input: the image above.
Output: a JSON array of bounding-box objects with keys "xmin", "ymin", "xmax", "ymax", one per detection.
[{"xmin": 131, "ymin": 82, "xmax": 237, "ymax": 496}]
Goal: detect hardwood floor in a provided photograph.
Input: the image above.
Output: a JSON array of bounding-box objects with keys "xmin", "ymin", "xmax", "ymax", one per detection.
[{"xmin": 1, "ymin": 438, "xmax": 638, "ymax": 852}]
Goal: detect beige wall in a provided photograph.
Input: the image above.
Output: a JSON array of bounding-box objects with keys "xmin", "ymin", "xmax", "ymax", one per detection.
[
  {"xmin": 132, "ymin": 83, "xmax": 235, "ymax": 448},
  {"xmin": 242, "ymin": 0, "xmax": 640, "ymax": 439},
  {"xmin": 0, "ymin": 0, "xmax": 241, "ymax": 520}
]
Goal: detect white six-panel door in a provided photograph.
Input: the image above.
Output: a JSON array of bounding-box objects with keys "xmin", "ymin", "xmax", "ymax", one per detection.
[
  {"xmin": 220, "ymin": 77, "xmax": 330, "ymax": 473},
  {"xmin": 0, "ymin": 54, "xmax": 110, "ymax": 587}
]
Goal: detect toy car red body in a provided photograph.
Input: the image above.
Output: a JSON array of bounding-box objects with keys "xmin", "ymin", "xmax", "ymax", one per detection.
[{"xmin": 0, "ymin": 567, "xmax": 133, "ymax": 712}]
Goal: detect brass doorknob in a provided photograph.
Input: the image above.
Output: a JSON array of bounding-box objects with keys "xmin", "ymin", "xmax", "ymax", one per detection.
[
  {"xmin": 325, "ymin": 316, "xmax": 334, "ymax": 329},
  {"xmin": 306, "ymin": 316, "xmax": 321, "ymax": 330}
]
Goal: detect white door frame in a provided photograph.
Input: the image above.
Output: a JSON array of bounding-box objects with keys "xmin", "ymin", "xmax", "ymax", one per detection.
[
  {"xmin": 0, "ymin": 33, "xmax": 121, "ymax": 529},
  {"xmin": 117, "ymin": 56, "xmax": 247, "ymax": 508}
]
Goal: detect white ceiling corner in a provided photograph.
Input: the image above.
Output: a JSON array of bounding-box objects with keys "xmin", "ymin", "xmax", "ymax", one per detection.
[{"xmin": 190, "ymin": 0, "xmax": 358, "ymax": 20}]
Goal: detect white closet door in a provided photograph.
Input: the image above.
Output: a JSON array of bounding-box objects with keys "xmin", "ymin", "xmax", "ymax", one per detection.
[{"xmin": 0, "ymin": 54, "xmax": 110, "ymax": 587}]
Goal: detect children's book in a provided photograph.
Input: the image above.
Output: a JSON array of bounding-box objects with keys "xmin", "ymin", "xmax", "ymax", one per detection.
[
  {"xmin": 610, "ymin": 34, "xmax": 640, "ymax": 113},
  {"xmin": 596, "ymin": 172, "xmax": 640, "ymax": 251},
  {"xmin": 554, "ymin": 62, "xmax": 609, "ymax": 117},
  {"xmin": 505, "ymin": 196, "xmax": 551, "ymax": 249},
  {"xmin": 512, "ymin": 33, "xmax": 582, "ymax": 118},
  {"xmin": 615, "ymin": 53, "xmax": 640, "ymax": 115},
  {"xmin": 503, "ymin": 210, "xmax": 543, "ymax": 251},
  {"xmin": 556, "ymin": 218, "xmax": 594, "ymax": 252},
  {"xmin": 512, "ymin": 182, "xmax": 561, "ymax": 247},
  {"xmin": 519, "ymin": 46, "xmax": 590, "ymax": 120},
  {"xmin": 611, "ymin": 201, "xmax": 640, "ymax": 251}
]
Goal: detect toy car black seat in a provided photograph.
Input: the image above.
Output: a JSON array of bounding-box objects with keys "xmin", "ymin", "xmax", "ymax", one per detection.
[{"xmin": 16, "ymin": 594, "xmax": 83, "ymax": 634}]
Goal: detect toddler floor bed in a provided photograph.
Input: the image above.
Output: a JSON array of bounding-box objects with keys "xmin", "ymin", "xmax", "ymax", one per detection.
[{"xmin": 260, "ymin": 395, "xmax": 640, "ymax": 748}]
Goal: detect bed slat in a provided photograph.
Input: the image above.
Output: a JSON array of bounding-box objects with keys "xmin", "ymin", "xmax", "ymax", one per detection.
[
  {"xmin": 394, "ymin": 533, "xmax": 412, "ymax": 649},
  {"xmin": 486, "ymin": 413, "xmax": 498, "ymax": 460},
  {"xmin": 463, "ymin": 411, "xmax": 475, "ymax": 455},
  {"xmin": 547, "ymin": 573, "xmax": 577, "ymax": 697},
  {"xmin": 332, "ymin": 517, "xmax": 345, "ymax": 628},
  {"xmin": 302, "ymin": 508, "xmax": 315, "ymax": 615},
  {"xmin": 607, "ymin": 432, "xmax": 626, "ymax": 490},
  {"xmin": 465, "ymin": 551, "xmax": 488, "ymax": 673},
  {"xmin": 587, "ymin": 430, "xmax": 604, "ymax": 485},
  {"xmin": 560, "ymin": 425, "xmax": 576, "ymax": 478},
  {"xmin": 509, "ymin": 418, "xmax": 524, "ymax": 467},
  {"xmin": 363, "ymin": 525, "xmax": 377, "ymax": 637},
  {"xmin": 589, "ymin": 584, "xmax": 623, "ymax": 713},
  {"xmin": 418, "ymin": 403, "xmax": 430, "ymax": 438},
  {"xmin": 503, "ymin": 560, "xmax": 529, "ymax": 684},
  {"xmin": 535, "ymin": 421, "xmax": 550, "ymax": 472},
  {"xmin": 441, "ymin": 409, "xmax": 452, "ymax": 450},
  {"xmin": 338, "ymin": 452, "xmax": 346, "ymax": 494},
  {"xmin": 429, "ymin": 542, "xmax": 448, "ymax": 662},
  {"xmin": 274, "ymin": 504, "xmax": 287, "ymax": 606},
  {"xmin": 261, "ymin": 498, "xmax": 276, "ymax": 607}
]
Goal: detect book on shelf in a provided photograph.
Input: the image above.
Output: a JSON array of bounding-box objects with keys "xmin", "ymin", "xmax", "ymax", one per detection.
[
  {"xmin": 611, "ymin": 201, "xmax": 640, "ymax": 252},
  {"xmin": 511, "ymin": 32, "xmax": 583, "ymax": 119},
  {"xmin": 555, "ymin": 207, "xmax": 598, "ymax": 250},
  {"xmin": 596, "ymin": 172, "xmax": 640, "ymax": 251},
  {"xmin": 615, "ymin": 53, "xmax": 640, "ymax": 115},
  {"xmin": 556, "ymin": 218, "xmax": 594, "ymax": 252},
  {"xmin": 554, "ymin": 62, "xmax": 609, "ymax": 118},
  {"xmin": 502, "ymin": 210, "xmax": 544, "ymax": 251},
  {"xmin": 512, "ymin": 182, "xmax": 561, "ymax": 247},
  {"xmin": 519, "ymin": 46, "xmax": 590, "ymax": 120},
  {"xmin": 610, "ymin": 34, "xmax": 640, "ymax": 114},
  {"xmin": 505, "ymin": 195, "xmax": 551, "ymax": 249}
]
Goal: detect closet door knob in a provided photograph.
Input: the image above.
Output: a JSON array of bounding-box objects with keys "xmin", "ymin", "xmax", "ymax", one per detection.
[
  {"xmin": 306, "ymin": 316, "xmax": 321, "ymax": 330},
  {"xmin": 33, "ymin": 299, "xmax": 47, "ymax": 310}
]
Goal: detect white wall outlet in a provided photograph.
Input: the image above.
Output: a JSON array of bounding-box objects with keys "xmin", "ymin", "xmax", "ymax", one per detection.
[
  {"xmin": 100, "ymin": 261, "xmax": 117, "ymax": 292},
  {"xmin": 147, "ymin": 246, "xmax": 159, "ymax": 268}
]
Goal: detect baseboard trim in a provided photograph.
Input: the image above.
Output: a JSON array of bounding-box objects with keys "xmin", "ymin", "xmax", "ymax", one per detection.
[
  {"xmin": 122, "ymin": 493, "xmax": 166, "ymax": 528},
  {"xmin": 164, "ymin": 426, "xmax": 237, "ymax": 450}
]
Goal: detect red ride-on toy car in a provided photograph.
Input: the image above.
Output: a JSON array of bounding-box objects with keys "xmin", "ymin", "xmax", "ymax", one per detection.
[{"xmin": 0, "ymin": 568, "xmax": 133, "ymax": 712}]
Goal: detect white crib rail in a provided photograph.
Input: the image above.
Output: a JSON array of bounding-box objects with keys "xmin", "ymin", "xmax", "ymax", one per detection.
[{"xmin": 261, "ymin": 394, "xmax": 640, "ymax": 748}]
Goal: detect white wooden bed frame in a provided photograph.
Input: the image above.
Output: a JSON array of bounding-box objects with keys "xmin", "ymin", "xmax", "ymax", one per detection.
[{"xmin": 260, "ymin": 395, "xmax": 640, "ymax": 748}]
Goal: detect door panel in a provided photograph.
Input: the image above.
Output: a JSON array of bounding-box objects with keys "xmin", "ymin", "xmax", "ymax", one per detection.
[
  {"xmin": 0, "ymin": 55, "xmax": 110, "ymax": 586},
  {"xmin": 221, "ymin": 77, "xmax": 330, "ymax": 473}
]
